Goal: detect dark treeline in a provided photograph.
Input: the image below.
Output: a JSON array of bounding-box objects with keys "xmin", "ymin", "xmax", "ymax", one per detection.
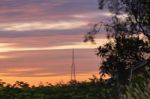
[{"xmin": 0, "ymin": 75, "xmax": 149, "ymax": 99}]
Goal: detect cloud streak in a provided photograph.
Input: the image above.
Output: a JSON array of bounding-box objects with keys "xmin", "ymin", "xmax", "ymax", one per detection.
[
  {"xmin": 0, "ymin": 20, "xmax": 88, "ymax": 31},
  {"xmin": 0, "ymin": 39, "xmax": 108, "ymax": 53},
  {"xmin": 72, "ymin": 11, "xmax": 112, "ymax": 19}
]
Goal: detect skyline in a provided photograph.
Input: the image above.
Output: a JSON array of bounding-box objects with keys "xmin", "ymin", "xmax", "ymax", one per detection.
[{"xmin": 0, "ymin": 0, "xmax": 110, "ymax": 85}]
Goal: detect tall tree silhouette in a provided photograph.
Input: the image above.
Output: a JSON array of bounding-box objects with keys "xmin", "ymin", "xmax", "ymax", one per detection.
[{"xmin": 85, "ymin": 0, "xmax": 150, "ymax": 84}]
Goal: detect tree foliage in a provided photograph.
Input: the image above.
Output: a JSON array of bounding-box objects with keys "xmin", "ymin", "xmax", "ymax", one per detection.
[{"xmin": 85, "ymin": 0, "xmax": 150, "ymax": 84}]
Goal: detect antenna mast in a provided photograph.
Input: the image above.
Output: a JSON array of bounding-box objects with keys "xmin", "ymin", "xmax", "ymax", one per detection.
[{"xmin": 71, "ymin": 49, "xmax": 76, "ymax": 81}]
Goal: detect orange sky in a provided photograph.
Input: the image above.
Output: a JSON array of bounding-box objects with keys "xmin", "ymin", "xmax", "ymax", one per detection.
[{"xmin": 0, "ymin": 72, "xmax": 100, "ymax": 85}]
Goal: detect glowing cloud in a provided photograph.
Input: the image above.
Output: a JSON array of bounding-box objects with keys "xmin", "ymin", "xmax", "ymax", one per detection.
[
  {"xmin": 72, "ymin": 12, "xmax": 112, "ymax": 19},
  {"xmin": 7, "ymin": 68, "xmax": 42, "ymax": 72},
  {"xmin": 0, "ymin": 43, "xmax": 17, "ymax": 53},
  {"xmin": 0, "ymin": 20, "xmax": 88, "ymax": 31},
  {"xmin": 0, "ymin": 39, "xmax": 108, "ymax": 53},
  {"xmin": 0, "ymin": 56, "xmax": 10, "ymax": 59}
]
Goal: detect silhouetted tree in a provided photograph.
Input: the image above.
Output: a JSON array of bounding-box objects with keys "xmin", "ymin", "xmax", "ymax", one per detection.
[
  {"xmin": 85, "ymin": 0, "xmax": 150, "ymax": 85},
  {"xmin": 85, "ymin": 1, "xmax": 150, "ymax": 98}
]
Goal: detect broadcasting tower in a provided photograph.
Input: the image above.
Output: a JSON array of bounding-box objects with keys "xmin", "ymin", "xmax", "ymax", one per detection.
[{"xmin": 71, "ymin": 49, "xmax": 76, "ymax": 81}]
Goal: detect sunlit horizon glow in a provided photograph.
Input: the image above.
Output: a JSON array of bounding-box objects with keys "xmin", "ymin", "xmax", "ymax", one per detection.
[
  {"xmin": 0, "ymin": 73, "xmax": 97, "ymax": 86},
  {"xmin": 0, "ymin": 71, "xmax": 110, "ymax": 86}
]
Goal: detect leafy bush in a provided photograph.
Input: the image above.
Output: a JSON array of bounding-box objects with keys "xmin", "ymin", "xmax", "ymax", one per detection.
[{"xmin": 122, "ymin": 78, "xmax": 150, "ymax": 99}]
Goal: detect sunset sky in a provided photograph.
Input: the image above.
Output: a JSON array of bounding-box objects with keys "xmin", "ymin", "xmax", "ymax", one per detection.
[{"xmin": 0, "ymin": 0, "xmax": 111, "ymax": 85}]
